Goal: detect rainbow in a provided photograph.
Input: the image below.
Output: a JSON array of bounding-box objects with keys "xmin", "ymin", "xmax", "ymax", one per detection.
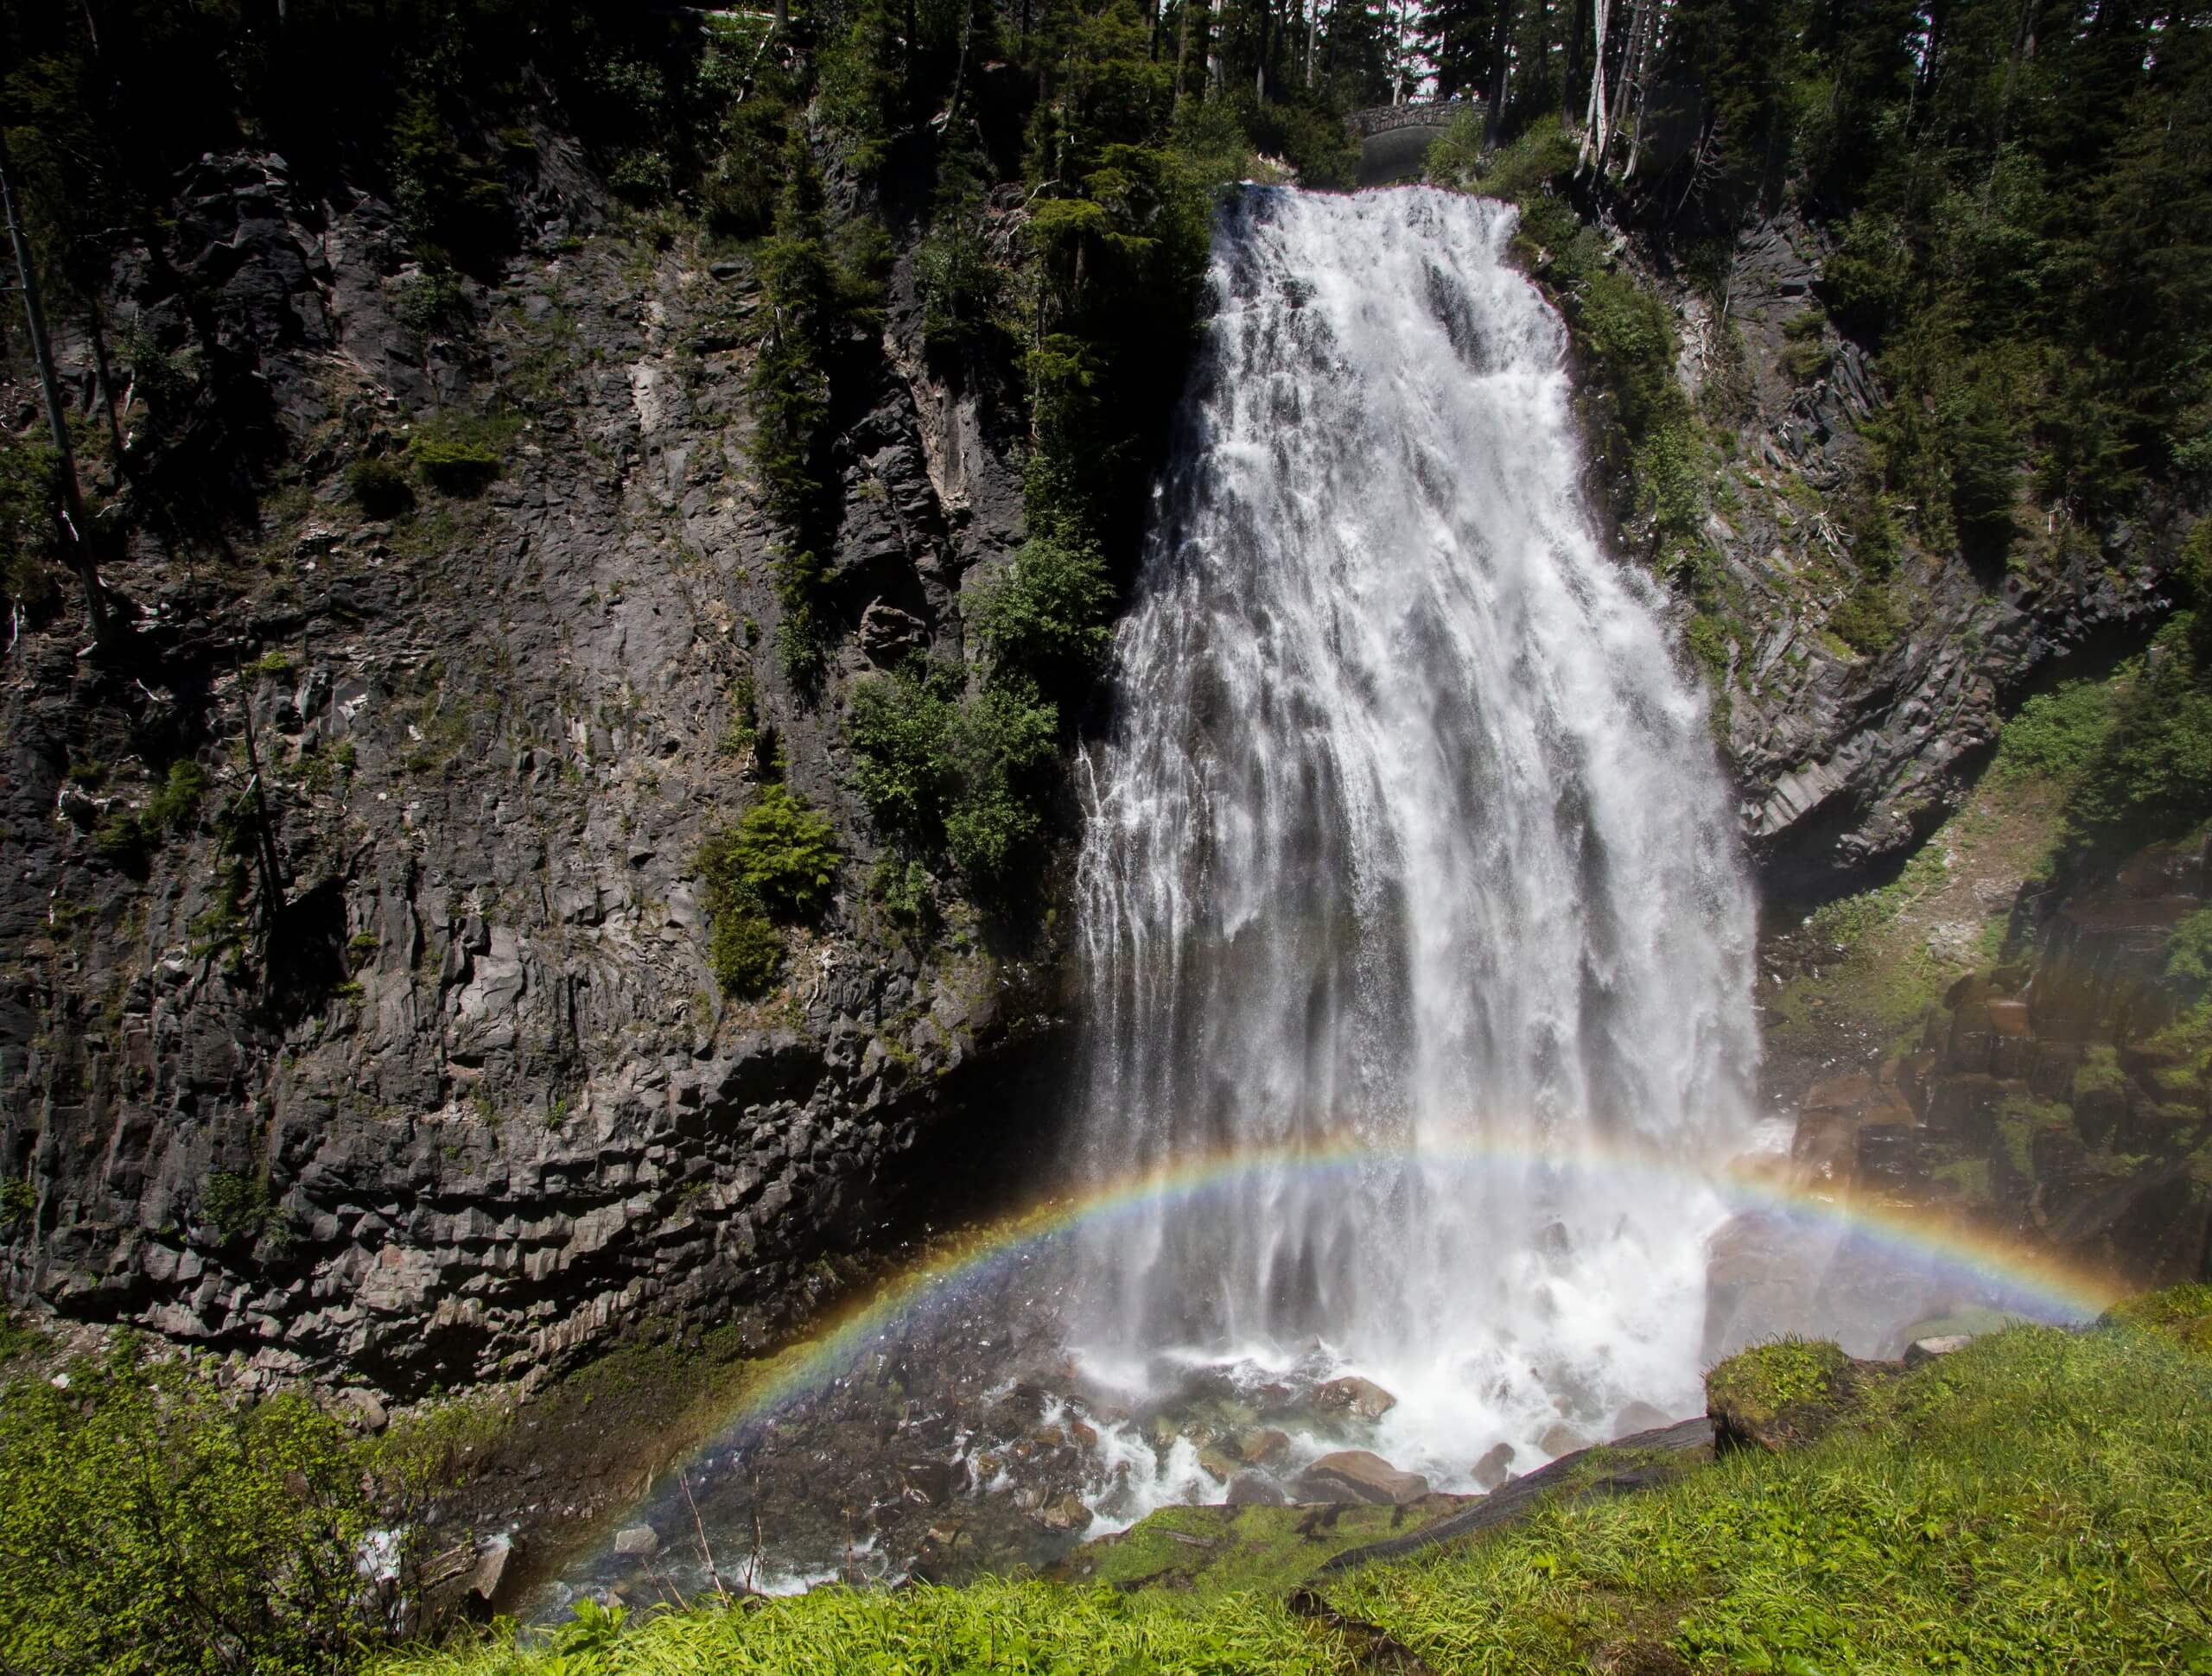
[{"xmin": 577, "ymin": 1135, "xmax": 2121, "ymax": 1575}]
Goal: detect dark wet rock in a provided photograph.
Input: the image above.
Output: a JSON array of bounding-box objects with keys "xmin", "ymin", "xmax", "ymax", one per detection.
[
  {"xmin": 1470, "ymin": 1441, "xmax": 1516, "ymax": 1489},
  {"xmin": 0, "ymin": 140, "xmax": 1056, "ymax": 1405},
  {"xmin": 1538, "ymin": 1421, "xmax": 1592, "ymax": 1457},
  {"xmin": 1225, "ymin": 1473, "xmax": 1287, "ymax": 1507},
  {"xmin": 1612, "ymin": 1400, "xmax": 1675, "ymax": 1438}
]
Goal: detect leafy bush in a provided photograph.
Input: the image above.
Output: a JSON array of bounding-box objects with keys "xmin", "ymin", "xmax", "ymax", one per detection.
[
  {"xmin": 847, "ymin": 665, "xmax": 1061, "ymax": 891},
  {"xmin": 2167, "ymin": 908, "xmax": 2212, "ymax": 990},
  {"xmin": 868, "ymin": 854, "xmax": 935, "ymax": 927},
  {"xmin": 1989, "ymin": 676, "xmax": 2119, "ymax": 789},
  {"xmin": 716, "ymin": 786, "xmax": 842, "ymax": 921},
  {"xmin": 2066, "ymin": 616, "xmax": 2212, "ymax": 846},
  {"xmin": 0, "ymin": 1343, "xmax": 398, "ymax": 1675},
  {"xmin": 200, "ymin": 1171, "xmax": 272, "ymax": 1244},
  {"xmin": 0, "ymin": 439, "xmax": 59, "ymax": 610},
  {"xmin": 708, "ymin": 907, "xmax": 785, "ymax": 999},
  {"xmin": 968, "ymin": 531, "xmax": 1117, "ymax": 689},
  {"xmin": 347, "ymin": 456, "xmax": 416, "ymax": 517},
  {"xmin": 1779, "ymin": 308, "xmax": 1831, "ymax": 384},
  {"xmin": 1827, "ymin": 578, "xmax": 1899, "ymax": 655},
  {"xmin": 940, "ymin": 680, "xmax": 1059, "ymax": 885}
]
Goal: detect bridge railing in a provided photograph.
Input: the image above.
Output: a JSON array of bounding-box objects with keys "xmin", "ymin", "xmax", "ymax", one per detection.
[{"xmin": 1344, "ymin": 98, "xmax": 1484, "ymax": 139}]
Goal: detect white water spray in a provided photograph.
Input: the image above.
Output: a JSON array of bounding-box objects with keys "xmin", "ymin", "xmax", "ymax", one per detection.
[{"xmin": 1068, "ymin": 186, "xmax": 1760, "ymax": 1485}]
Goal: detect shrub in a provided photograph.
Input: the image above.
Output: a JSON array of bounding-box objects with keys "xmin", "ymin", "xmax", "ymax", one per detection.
[
  {"xmin": 869, "ymin": 854, "xmax": 935, "ymax": 927},
  {"xmin": 1780, "ymin": 309, "xmax": 1831, "ymax": 384},
  {"xmin": 1827, "ymin": 578, "xmax": 1899, "ymax": 655},
  {"xmin": 848, "ymin": 665, "xmax": 1061, "ymax": 892},
  {"xmin": 1990, "ymin": 676, "xmax": 2118, "ymax": 789},
  {"xmin": 147, "ymin": 760, "xmax": 207, "ymax": 833},
  {"xmin": 941, "ymin": 680, "xmax": 1059, "ymax": 886},
  {"xmin": 2166, "ymin": 908, "xmax": 2212, "ymax": 990},
  {"xmin": 408, "ymin": 429, "xmax": 502, "ymax": 495},
  {"xmin": 0, "ymin": 439, "xmax": 59, "ymax": 610},
  {"xmin": 200, "ymin": 1171, "xmax": 272, "ymax": 1244},
  {"xmin": 347, "ymin": 456, "xmax": 416, "ymax": 517},
  {"xmin": 708, "ymin": 906, "xmax": 785, "ymax": 999},
  {"xmin": 0, "ymin": 1343, "xmax": 404, "ymax": 1674},
  {"xmin": 968, "ymin": 531, "xmax": 1117, "ymax": 689},
  {"xmin": 848, "ymin": 662, "xmax": 962, "ymax": 836},
  {"xmin": 720, "ymin": 786, "xmax": 842, "ymax": 920}
]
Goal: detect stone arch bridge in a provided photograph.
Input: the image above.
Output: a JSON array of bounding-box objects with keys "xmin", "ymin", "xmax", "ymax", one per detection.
[{"xmin": 1346, "ymin": 99, "xmax": 1482, "ymax": 187}]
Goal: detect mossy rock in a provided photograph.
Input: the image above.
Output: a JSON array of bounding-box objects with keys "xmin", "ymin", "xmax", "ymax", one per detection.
[
  {"xmin": 2101, "ymin": 1283, "xmax": 2212, "ymax": 1352},
  {"xmin": 1045, "ymin": 1496, "xmax": 1470, "ymax": 1597},
  {"xmin": 1707, "ymin": 1337, "xmax": 1861, "ymax": 1452}
]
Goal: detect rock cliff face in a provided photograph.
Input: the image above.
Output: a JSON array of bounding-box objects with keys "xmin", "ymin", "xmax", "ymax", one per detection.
[
  {"xmin": 1662, "ymin": 213, "xmax": 2181, "ymax": 900},
  {"xmin": 0, "ymin": 148, "xmax": 1057, "ymax": 1398}
]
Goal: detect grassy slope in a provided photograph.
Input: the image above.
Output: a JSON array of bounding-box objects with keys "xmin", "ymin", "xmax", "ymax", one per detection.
[{"xmin": 385, "ymin": 1311, "xmax": 2212, "ymax": 1675}]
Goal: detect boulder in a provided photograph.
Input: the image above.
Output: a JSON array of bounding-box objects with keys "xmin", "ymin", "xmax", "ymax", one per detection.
[
  {"xmin": 1313, "ymin": 1374, "xmax": 1398, "ymax": 1421},
  {"xmin": 1036, "ymin": 1492, "xmax": 1092, "ymax": 1533},
  {"xmin": 1611, "ymin": 1401, "xmax": 1674, "ymax": 1439},
  {"xmin": 333, "ymin": 1387, "xmax": 389, "ymax": 1433},
  {"xmin": 1537, "ymin": 1422, "xmax": 1591, "ymax": 1458},
  {"xmin": 1197, "ymin": 1445, "xmax": 1239, "ymax": 1483},
  {"xmin": 1471, "ymin": 1441, "xmax": 1516, "ymax": 1490},
  {"xmin": 1239, "ymin": 1426, "xmax": 1291, "ymax": 1466},
  {"xmin": 613, "ymin": 1525, "xmax": 659, "ymax": 1558},
  {"xmin": 1294, "ymin": 1449, "xmax": 1429, "ymax": 1506},
  {"xmin": 1904, "ymin": 1334, "xmax": 1974, "ymax": 1365},
  {"xmin": 1225, "ymin": 1473, "xmax": 1288, "ymax": 1508}
]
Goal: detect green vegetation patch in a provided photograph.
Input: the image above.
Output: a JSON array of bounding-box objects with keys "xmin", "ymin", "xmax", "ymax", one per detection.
[
  {"xmin": 1065, "ymin": 1500, "xmax": 1456, "ymax": 1597},
  {"xmin": 2, "ymin": 1340, "xmax": 458, "ymax": 1676},
  {"xmin": 2105, "ymin": 1283, "xmax": 2212, "ymax": 1352}
]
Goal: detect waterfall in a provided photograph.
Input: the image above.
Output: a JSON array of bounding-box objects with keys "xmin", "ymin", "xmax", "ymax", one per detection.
[{"xmin": 1067, "ymin": 187, "xmax": 1760, "ymax": 1481}]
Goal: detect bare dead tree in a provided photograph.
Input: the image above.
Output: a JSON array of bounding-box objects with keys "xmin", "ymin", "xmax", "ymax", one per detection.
[
  {"xmin": 1577, "ymin": 0, "xmax": 1613, "ymax": 173},
  {"xmin": 2, "ymin": 137, "xmax": 114, "ymax": 651}
]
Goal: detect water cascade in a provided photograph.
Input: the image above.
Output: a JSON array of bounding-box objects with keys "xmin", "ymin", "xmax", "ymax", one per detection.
[{"xmin": 1068, "ymin": 186, "xmax": 1761, "ymax": 1485}]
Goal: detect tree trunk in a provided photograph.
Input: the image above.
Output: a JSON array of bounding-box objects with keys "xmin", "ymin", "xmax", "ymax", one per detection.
[
  {"xmin": 1485, "ymin": 0, "xmax": 1516, "ymax": 147},
  {"xmin": 1578, "ymin": 0, "xmax": 1611, "ymax": 171},
  {"xmin": 1, "ymin": 145, "xmax": 112, "ymax": 651}
]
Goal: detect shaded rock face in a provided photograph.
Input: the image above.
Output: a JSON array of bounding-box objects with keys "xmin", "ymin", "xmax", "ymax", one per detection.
[
  {"xmin": 0, "ymin": 149, "xmax": 1052, "ymax": 1398},
  {"xmin": 1659, "ymin": 213, "xmax": 2182, "ymax": 899},
  {"xmin": 1768, "ymin": 831, "xmax": 2212, "ymax": 1295}
]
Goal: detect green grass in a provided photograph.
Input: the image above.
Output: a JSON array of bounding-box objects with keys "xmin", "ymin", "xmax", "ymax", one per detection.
[{"xmin": 378, "ymin": 1317, "xmax": 2212, "ymax": 1676}]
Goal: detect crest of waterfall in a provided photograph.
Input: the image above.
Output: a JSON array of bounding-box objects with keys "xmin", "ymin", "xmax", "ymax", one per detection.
[{"xmin": 1068, "ymin": 187, "xmax": 1760, "ymax": 1476}]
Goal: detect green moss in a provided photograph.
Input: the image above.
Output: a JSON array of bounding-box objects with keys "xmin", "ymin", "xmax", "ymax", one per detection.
[
  {"xmin": 1706, "ymin": 1338, "xmax": 1852, "ymax": 1427},
  {"xmin": 1071, "ymin": 1501, "xmax": 1433, "ymax": 1596}
]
